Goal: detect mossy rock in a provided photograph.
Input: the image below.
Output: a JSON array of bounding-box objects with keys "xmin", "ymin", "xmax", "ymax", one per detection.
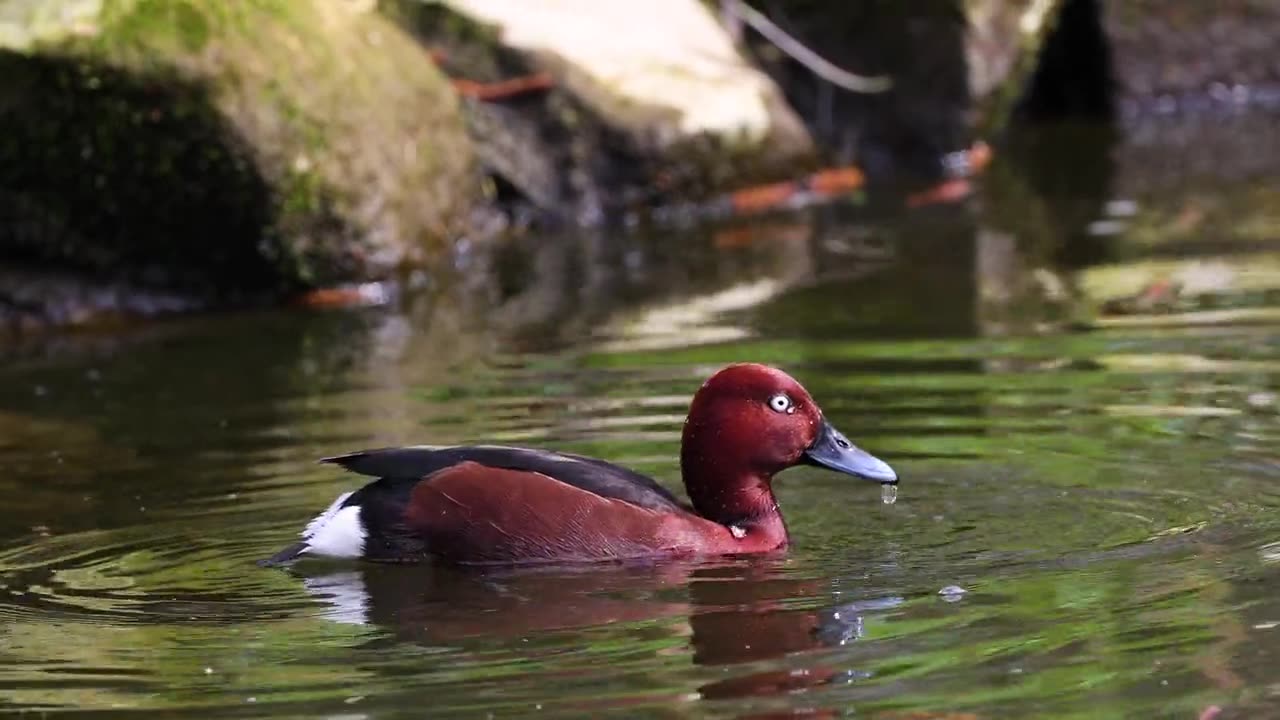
[{"xmin": 0, "ymin": 0, "xmax": 478, "ymax": 297}]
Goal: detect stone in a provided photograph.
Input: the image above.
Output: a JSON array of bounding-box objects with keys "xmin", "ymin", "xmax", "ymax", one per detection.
[
  {"xmin": 440, "ymin": 0, "xmax": 812, "ymax": 167},
  {"xmin": 0, "ymin": 0, "xmax": 479, "ymax": 312}
]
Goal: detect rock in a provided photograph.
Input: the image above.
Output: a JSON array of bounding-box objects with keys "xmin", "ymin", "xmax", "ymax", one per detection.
[
  {"xmin": 0, "ymin": 0, "xmax": 478, "ymax": 318},
  {"xmin": 438, "ymin": 0, "xmax": 813, "ymax": 171},
  {"xmin": 976, "ymin": 0, "xmax": 1280, "ymax": 126},
  {"xmin": 0, "ymin": 265, "xmax": 202, "ymax": 334},
  {"xmin": 0, "ymin": 0, "xmax": 103, "ymax": 51},
  {"xmin": 734, "ymin": 1, "xmax": 976, "ymax": 182},
  {"xmin": 966, "ymin": 0, "xmax": 1065, "ymax": 111},
  {"xmin": 1101, "ymin": 0, "xmax": 1280, "ymax": 115}
]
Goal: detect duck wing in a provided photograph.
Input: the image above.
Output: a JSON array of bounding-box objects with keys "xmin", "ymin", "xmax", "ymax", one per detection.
[
  {"xmin": 401, "ymin": 461, "xmax": 711, "ymax": 564},
  {"xmin": 322, "ymin": 445, "xmax": 687, "ymax": 513},
  {"xmin": 259, "ymin": 446, "xmax": 705, "ymax": 565}
]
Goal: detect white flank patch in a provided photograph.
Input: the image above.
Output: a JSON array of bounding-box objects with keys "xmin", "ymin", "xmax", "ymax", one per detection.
[
  {"xmin": 301, "ymin": 492, "xmax": 366, "ymax": 558},
  {"xmin": 303, "ymin": 491, "xmax": 354, "ymax": 538}
]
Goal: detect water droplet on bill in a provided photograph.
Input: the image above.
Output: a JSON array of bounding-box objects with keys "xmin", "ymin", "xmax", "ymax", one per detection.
[{"xmin": 880, "ymin": 484, "xmax": 898, "ymax": 505}]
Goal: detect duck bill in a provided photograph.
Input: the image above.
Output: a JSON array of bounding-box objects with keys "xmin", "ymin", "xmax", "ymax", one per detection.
[{"xmin": 803, "ymin": 418, "xmax": 898, "ymax": 483}]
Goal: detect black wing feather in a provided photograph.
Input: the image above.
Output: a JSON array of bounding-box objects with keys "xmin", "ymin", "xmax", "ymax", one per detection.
[{"xmin": 322, "ymin": 445, "xmax": 687, "ymax": 513}]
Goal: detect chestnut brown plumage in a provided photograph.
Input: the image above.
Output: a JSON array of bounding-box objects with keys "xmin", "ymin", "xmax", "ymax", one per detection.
[{"xmin": 261, "ymin": 363, "xmax": 896, "ymax": 566}]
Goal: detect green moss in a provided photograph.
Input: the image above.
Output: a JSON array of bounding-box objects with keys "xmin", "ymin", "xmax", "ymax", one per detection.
[
  {"xmin": 97, "ymin": 0, "xmax": 216, "ymax": 54},
  {"xmin": 1, "ymin": 0, "xmax": 478, "ymax": 296}
]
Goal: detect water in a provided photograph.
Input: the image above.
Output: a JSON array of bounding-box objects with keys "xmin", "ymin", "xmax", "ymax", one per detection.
[
  {"xmin": 2, "ymin": 129, "xmax": 1280, "ymax": 718},
  {"xmin": 880, "ymin": 484, "xmax": 897, "ymax": 505}
]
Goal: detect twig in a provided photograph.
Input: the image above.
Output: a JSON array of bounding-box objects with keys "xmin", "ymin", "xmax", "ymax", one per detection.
[
  {"xmin": 451, "ymin": 73, "xmax": 556, "ymax": 102},
  {"xmin": 723, "ymin": 0, "xmax": 892, "ymax": 94}
]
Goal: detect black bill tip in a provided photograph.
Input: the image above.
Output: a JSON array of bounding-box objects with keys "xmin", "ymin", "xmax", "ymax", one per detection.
[{"xmin": 803, "ymin": 418, "xmax": 897, "ymax": 484}]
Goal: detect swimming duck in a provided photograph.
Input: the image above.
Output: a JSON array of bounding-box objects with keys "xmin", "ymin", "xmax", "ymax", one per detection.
[{"xmin": 262, "ymin": 363, "xmax": 896, "ymax": 566}]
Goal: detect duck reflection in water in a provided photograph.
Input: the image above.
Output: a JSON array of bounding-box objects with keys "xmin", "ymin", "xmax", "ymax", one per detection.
[{"xmin": 297, "ymin": 559, "xmax": 902, "ymax": 710}]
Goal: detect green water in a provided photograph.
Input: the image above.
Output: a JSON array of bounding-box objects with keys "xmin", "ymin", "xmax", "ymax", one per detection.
[{"xmin": 2, "ymin": 143, "xmax": 1280, "ymax": 718}]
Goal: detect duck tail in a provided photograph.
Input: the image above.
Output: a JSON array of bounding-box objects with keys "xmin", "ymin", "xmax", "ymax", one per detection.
[{"xmin": 257, "ymin": 541, "xmax": 309, "ymax": 567}]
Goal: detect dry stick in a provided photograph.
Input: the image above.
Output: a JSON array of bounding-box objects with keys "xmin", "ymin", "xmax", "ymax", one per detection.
[{"xmin": 723, "ymin": 0, "xmax": 892, "ymax": 93}]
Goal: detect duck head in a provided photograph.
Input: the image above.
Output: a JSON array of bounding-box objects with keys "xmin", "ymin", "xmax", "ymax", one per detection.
[{"xmin": 680, "ymin": 363, "xmax": 896, "ymax": 525}]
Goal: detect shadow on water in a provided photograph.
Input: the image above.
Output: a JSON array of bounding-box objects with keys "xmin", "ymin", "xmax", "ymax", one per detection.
[{"xmin": 0, "ymin": 118, "xmax": 1279, "ymax": 717}]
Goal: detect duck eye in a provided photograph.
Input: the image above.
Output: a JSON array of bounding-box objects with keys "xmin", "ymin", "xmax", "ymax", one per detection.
[{"xmin": 767, "ymin": 394, "xmax": 793, "ymax": 414}]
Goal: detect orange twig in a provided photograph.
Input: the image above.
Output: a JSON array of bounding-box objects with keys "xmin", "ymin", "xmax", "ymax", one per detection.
[
  {"xmin": 451, "ymin": 72, "xmax": 555, "ymax": 101},
  {"xmin": 729, "ymin": 180, "xmax": 801, "ymax": 213},
  {"xmin": 967, "ymin": 140, "xmax": 993, "ymax": 173},
  {"xmin": 905, "ymin": 140, "xmax": 994, "ymax": 208},
  {"xmin": 294, "ymin": 283, "xmax": 391, "ymax": 309},
  {"xmin": 808, "ymin": 167, "xmax": 865, "ymax": 196},
  {"xmin": 906, "ymin": 178, "xmax": 972, "ymax": 208}
]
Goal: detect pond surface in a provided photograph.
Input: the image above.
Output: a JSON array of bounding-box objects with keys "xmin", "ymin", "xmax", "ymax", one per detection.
[{"xmin": 2, "ymin": 124, "xmax": 1280, "ymax": 718}]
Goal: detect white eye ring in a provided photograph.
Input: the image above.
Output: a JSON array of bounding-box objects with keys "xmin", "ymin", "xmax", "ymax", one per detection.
[{"xmin": 768, "ymin": 394, "xmax": 793, "ymax": 414}]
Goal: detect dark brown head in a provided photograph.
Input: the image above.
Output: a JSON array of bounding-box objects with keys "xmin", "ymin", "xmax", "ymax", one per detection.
[{"xmin": 680, "ymin": 363, "xmax": 896, "ymax": 523}]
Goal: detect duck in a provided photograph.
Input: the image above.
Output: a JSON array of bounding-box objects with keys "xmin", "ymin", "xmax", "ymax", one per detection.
[{"xmin": 261, "ymin": 363, "xmax": 897, "ymax": 566}]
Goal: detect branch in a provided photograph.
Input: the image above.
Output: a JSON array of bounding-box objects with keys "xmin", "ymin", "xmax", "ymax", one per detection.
[{"xmin": 723, "ymin": 0, "xmax": 893, "ymax": 94}]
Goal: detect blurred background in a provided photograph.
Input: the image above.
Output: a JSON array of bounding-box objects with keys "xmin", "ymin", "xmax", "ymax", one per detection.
[{"xmin": 1, "ymin": 1, "xmax": 1278, "ymax": 718}]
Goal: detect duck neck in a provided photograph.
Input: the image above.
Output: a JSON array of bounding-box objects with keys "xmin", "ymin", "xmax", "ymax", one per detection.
[{"xmin": 680, "ymin": 440, "xmax": 785, "ymax": 531}]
